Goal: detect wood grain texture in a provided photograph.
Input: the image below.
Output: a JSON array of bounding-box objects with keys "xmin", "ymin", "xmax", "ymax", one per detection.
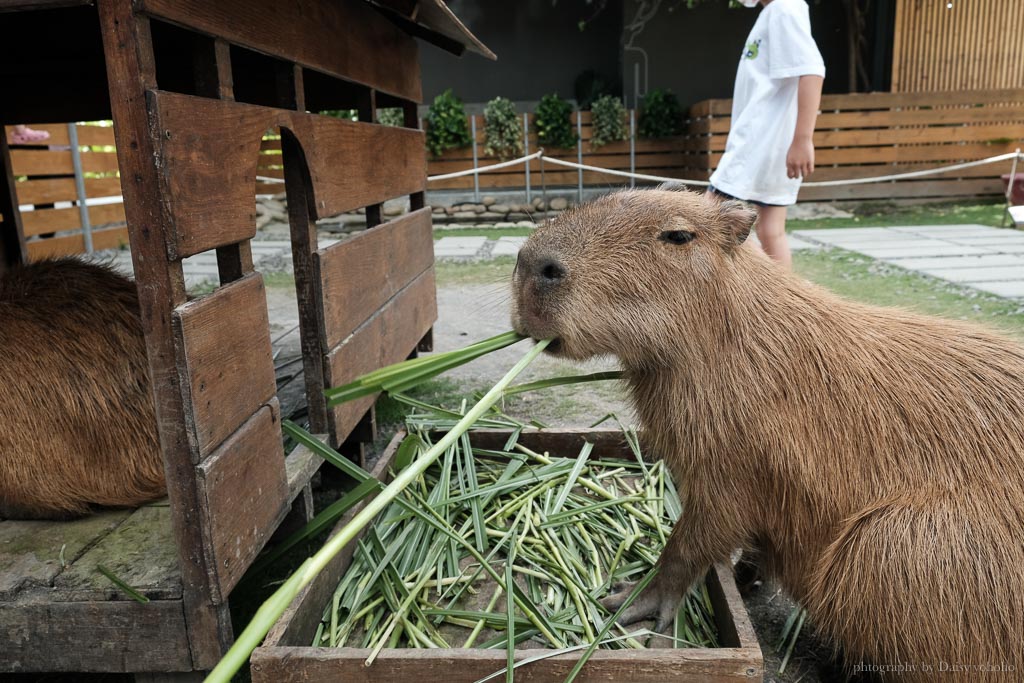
[
  {"xmin": 150, "ymin": 91, "xmax": 426, "ymax": 259},
  {"xmin": 315, "ymin": 207, "xmax": 433, "ymax": 351},
  {"xmin": 172, "ymin": 272, "xmax": 277, "ymax": 459},
  {"xmin": 138, "ymin": 0, "xmax": 421, "ymax": 101},
  {"xmin": 15, "ymin": 176, "xmax": 122, "ymax": 206},
  {"xmin": 0, "ymin": 510, "xmax": 130, "ymax": 600},
  {"xmin": 21, "ymin": 202, "xmax": 126, "ymax": 236},
  {"xmin": 324, "ymin": 268, "xmax": 437, "ymax": 441},
  {"xmin": 254, "ymin": 430, "xmax": 762, "ymax": 682},
  {"xmin": 24, "ymin": 226, "xmax": 129, "ymax": 260},
  {"xmin": 0, "ymin": 600, "xmax": 192, "ymax": 673},
  {"xmin": 196, "ymin": 401, "xmax": 287, "ymax": 603},
  {"xmin": 52, "ymin": 506, "xmax": 181, "ymax": 602}
]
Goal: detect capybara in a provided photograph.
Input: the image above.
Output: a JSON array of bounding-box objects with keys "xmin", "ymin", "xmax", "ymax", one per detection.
[
  {"xmin": 511, "ymin": 188, "xmax": 1024, "ymax": 680},
  {"xmin": 0, "ymin": 258, "xmax": 165, "ymax": 519}
]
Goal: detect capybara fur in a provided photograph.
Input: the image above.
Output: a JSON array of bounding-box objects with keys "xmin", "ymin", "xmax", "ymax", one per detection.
[
  {"xmin": 512, "ymin": 188, "xmax": 1024, "ymax": 680},
  {"xmin": 0, "ymin": 258, "xmax": 165, "ymax": 519}
]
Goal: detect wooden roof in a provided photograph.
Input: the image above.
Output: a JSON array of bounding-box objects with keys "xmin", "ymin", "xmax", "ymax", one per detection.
[{"xmin": 370, "ymin": 0, "xmax": 496, "ymax": 60}]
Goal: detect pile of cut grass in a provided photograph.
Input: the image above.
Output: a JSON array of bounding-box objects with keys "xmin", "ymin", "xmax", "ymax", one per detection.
[{"xmin": 314, "ymin": 395, "xmax": 718, "ymax": 665}]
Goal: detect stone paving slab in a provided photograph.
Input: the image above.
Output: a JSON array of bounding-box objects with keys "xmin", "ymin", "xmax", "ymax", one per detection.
[
  {"xmin": 491, "ymin": 236, "xmax": 527, "ymax": 257},
  {"xmin": 888, "ymin": 254, "xmax": 1024, "ymax": 271},
  {"xmin": 968, "ymin": 281, "xmax": 1024, "ymax": 298},
  {"xmin": 921, "ymin": 265, "xmax": 1024, "ymax": 283},
  {"xmin": 434, "ymin": 236, "xmax": 488, "ymax": 258},
  {"xmin": 855, "ymin": 244, "xmax": 991, "ymax": 258}
]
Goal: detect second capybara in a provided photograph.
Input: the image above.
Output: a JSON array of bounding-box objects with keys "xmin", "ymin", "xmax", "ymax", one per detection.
[
  {"xmin": 512, "ymin": 188, "xmax": 1024, "ymax": 680},
  {"xmin": 0, "ymin": 258, "xmax": 165, "ymax": 519}
]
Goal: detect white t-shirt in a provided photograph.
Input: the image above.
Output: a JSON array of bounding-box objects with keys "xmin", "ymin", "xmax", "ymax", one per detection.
[{"xmin": 709, "ymin": 0, "xmax": 825, "ymax": 206}]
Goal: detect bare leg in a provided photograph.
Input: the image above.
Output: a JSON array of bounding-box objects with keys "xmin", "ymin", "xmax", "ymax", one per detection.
[{"xmin": 755, "ymin": 204, "xmax": 790, "ymax": 268}]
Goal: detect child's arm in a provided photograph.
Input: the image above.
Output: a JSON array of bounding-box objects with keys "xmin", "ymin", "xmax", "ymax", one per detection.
[{"xmin": 786, "ymin": 75, "xmax": 824, "ymax": 179}]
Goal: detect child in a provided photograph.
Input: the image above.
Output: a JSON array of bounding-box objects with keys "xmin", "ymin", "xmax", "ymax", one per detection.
[{"xmin": 708, "ymin": 0, "xmax": 824, "ymax": 267}]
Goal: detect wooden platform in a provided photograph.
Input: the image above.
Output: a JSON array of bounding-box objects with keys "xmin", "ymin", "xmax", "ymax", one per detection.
[{"xmin": 0, "ymin": 439, "xmax": 321, "ymax": 673}]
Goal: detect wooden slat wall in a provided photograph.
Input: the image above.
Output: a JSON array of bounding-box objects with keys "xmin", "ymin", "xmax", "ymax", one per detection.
[
  {"xmin": 686, "ymin": 88, "xmax": 1024, "ymax": 203},
  {"xmin": 3, "ymin": 123, "xmax": 127, "ymax": 260},
  {"xmin": 892, "ymin": 0, "xmax": 1024, "ymax": 93}
]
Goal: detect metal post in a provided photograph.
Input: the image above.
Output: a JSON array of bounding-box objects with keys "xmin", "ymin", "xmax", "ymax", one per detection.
[
  {"xmin": 576, "ymin": 110, "xmax": 583, "ymax": 203},
  {"xmin": 67, "ymin": 123, "xmax": 93, "ymax": 253},
  {"xmin": 470, "ymin": 114, "xmax": 480, "ymax": 203},
  {"xmin": 523, "ymin": 112, "xmax": 532, "ymax": 203},
  {"xmin": 629, "ymin": 109, "xmax": 636, "ymax": 189}
]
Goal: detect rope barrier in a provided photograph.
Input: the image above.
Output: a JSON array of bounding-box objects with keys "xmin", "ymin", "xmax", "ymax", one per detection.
[
  {"xmin": 259, "ymin": 149, "xmax": 1022, "ymax": 190},
  {"xmin": 425, "ymin": 150, "xmax": 543, "ymax": 181},
  {"xmin": 422, "ymin": 149, "xmax": 1022, "ymax": 189}
]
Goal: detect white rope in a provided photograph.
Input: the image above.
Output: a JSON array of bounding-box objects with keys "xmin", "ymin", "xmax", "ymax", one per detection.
[
  {"xmin": 803, "ymin": 152, "xmax": 1022, "ymax": 187},
  {"xmin": 426, "ymin": 150, "xmax": 543, "ymax": 181},
  {"xmin": 424, "ymin": 150, "xmax": 1022, "ymax": 189},
  {"xmin": 536, "ymin": 155, "xmax": 711, "ymax": 186},
  {"xmin": 259, "ymin": 149, "xmax": 1023, "ymax": 189}
]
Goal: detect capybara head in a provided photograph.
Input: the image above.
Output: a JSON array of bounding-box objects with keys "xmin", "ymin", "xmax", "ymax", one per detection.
[
  {"xmin": 512, "ymin": 188, "xmax": 756, "ymax": 367},
  {"xmin": 0, "ymin": 258, "xmax": 165, "ymax": 519}
]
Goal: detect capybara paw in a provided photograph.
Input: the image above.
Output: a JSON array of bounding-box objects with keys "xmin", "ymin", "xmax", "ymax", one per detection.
[{"xmin": 600, "ymin": 581, "xmax": 680, "ymax": 634}]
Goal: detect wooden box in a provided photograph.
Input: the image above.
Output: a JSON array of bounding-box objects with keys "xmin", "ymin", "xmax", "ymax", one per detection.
[{"xmin": 252, "ymin": 429, "xmax": 764, "ymax": 682}]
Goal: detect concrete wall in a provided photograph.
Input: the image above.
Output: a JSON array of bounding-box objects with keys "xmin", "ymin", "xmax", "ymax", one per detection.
[
  {"xmin": 622, "ymin": 0, "xmax": 852, "ymax": 108},
  {"xmin": 419, "ymin": 1, "xmax": 878, "ymax": 112},
  {"xmin": 419, "ymin": 0, "xmax": 623, "ymax": 106}
]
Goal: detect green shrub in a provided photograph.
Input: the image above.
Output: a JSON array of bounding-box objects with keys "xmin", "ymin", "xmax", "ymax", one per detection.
[
  {"xmin": 638, "ymin": 89, "xmax": 683, "ymax": 138},
  {"xmin": 483, "ymin": 97, "xmax": 523, "ymax": 160},
  {"xmin": 376, "ymin": 108, "xmax": 404, "ymax": 127},
  {"xmin": 590, "ymin": 95, "xmax": 627, "ymax": 151},
  {"xmin": 319, "ymin": 109, "xmax": 358, "ymax": 121},
  {"xmin": 425, "ymin": 89, "xmax": 472, "ymax": 157},
  {"xmin": 534, "ymin": 94, "xmax": 577, "ymax": 150}
]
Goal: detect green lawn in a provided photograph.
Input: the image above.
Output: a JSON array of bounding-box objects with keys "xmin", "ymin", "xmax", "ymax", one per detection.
[{"xmin": 788, "ymin": 200, "xmax": 1005, "ymax": 230}]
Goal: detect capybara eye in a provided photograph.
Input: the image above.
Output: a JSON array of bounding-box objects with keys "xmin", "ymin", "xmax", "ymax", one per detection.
[{"xmin": 659, "ymin": 230, "xmax": 695, "ymax": 246}]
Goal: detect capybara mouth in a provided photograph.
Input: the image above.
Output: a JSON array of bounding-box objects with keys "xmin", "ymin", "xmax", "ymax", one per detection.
[{"xmin": 545, "ymin": 337, "xmax": 564, "ymax": 354}]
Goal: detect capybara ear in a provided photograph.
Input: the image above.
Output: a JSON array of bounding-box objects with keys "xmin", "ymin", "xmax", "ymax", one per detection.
[{"xmin": 718, "ymin": 199, "xmax": 758, "ymax": 246}]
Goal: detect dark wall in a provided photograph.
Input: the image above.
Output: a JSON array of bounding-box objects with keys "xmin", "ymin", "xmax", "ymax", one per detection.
[
  {"xmin": 622, "ymin": 0, "xmax": 851, "ymax": 108},
  {"xmin": 419, "ymin": 0, "xmax": 624, "ymax": 106}
]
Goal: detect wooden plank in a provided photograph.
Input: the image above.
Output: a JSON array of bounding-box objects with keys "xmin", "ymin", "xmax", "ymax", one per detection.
[
  {"xmin": 21, "ymin": 202, "xmax": 126, "ymax": 236},
  {"xmin": 76, "ymin": 124, "xmax": 118, "ymax": 147},
  {"xmin": 0, "ymin": 600, "xmax": 192, "ymax": 673},
  {"xmin": 150, "ymin": 91, "xmax": 426, "ymax": 258},
  {"xmin": 324, "ymin": 268, "xmax": 437, "ymax": 441},
  {"xmin": 138, "ymin": 0, "xmax": 422, "ymax": 101},
  {"xmin": 52, "ymin": 506, "xmax": 181, "ymax": 602},
  {"xmin": 798, "ymin": 178, "xmax": 1002, "ymax": 202},
  {"xmin": 196, "ymin": 401, "xmax": 287, "ymax": 602},
  {"xmin": 252, "ymin": 647, "xmax": 762, "ymax": 682},
  {"xmin": 25, "ymin": 226, "xmax": 130, "ymax": 260},
  {"xmin": 315, "ymin": 208, "xmax": 433, "ymax": 351},
  {"xmin": 461, "ymin": 428, "xmax": 633, "ymax": 461},
  {"xmin": 9, "ymin": 149, "xmax": 119, "ymax": 176},
  {"xmin": 16, "ymin": 176, "xmax": 123, "ymax": 205},
  {"xmin": 0, "ymin": 510, "xmax": 130, "ymax": 600},
  {"xmin": 285, "ymin": 434, "xmax": 327, "ymax": 504},
  {"xmin": 98, "ymin": 0, "xmax": 231, "ymax": 668},
  {"xmin": 172, "ymin": 272, "xmax": 277, "ymax": 459}
]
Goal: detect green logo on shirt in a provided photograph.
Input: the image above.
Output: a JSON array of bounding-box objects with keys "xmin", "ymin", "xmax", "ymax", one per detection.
[{"xmin": 744, "ymin": 39, "xmax": 761, "ymax": 60}]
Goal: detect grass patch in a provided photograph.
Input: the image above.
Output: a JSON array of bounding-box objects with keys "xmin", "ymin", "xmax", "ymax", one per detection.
[
  {"xmin": 789, "ymin": 200, "xmax": 1005, "ymax": 230},
  {"xmin": 794, "ymin": 248, "xmax": 1024, "ymax": 340},
  {"xmin": 436, "ymin": 256, "xmax": 517, "ymax": 287},
  {"xmin": 435, "ymin": 227, "xmax": 534, "ymax": 240}
]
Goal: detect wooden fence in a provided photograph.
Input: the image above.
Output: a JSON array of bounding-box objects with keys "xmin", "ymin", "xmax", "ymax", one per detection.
[
  {"xmin": 892, "ymin": 0, "xmax": 1024, "ymax": 93},
  {"xmin": 3, "ymin": 123, "xmax": 127, "ymax": 259},
  {"xmin": 687, "ymin": 88, "xmax": 1024, "ymax": 202}
]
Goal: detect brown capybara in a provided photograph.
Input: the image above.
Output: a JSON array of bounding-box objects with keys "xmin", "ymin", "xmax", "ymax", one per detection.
[
  {"xmin": 0, "ymin": 258, "xmax": 165, "ymax": 519},
  {"xmin": 512, "ymin": 188, "xmax": 1024, "ymax": 681}
]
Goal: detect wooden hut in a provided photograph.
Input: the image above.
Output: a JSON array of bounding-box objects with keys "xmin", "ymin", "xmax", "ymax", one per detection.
[{"xmin": 0, "ymin": 0, "xmax": 491, "ymax": 678}]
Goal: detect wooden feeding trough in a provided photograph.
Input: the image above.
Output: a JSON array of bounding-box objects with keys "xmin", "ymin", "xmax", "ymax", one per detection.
[
  {"xmin": 0, "ymin": 0, "xmax": 491, "ymax": 678},
  {"xmin": 252, "ymin": 429, "xmax": 764, "ymax": 682}
]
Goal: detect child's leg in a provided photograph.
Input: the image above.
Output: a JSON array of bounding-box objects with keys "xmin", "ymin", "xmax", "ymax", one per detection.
[{"xmin": 755, "ymin": 204, "xmax": 790, "ymax": 268}]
